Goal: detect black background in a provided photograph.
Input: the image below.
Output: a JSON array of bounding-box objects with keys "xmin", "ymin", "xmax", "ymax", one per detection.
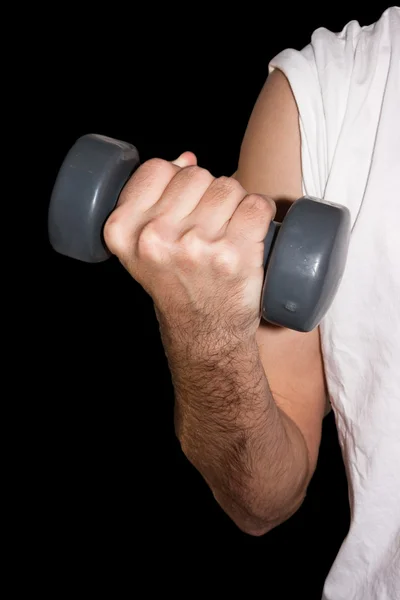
[{"xmin": 34, "ymin": 4, "xmax": 389, "ymax": 598}]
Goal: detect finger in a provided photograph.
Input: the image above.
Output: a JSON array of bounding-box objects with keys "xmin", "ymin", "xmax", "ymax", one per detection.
[
  {"xmin": 117, "ymin": 152, "xmax": 197, "ymax": 219},
  {"xmin": 172, "ymin": 151, "xmax": 197, "ymax": 168},
  {"xmin": 104, "ymin": 152, "xmax": 197, "ymax": 261},
  {"xmin": 226, "ymin": 193, "xmax": 276, "ymax": 245},
  {"xmin": 148, "ymin": 163, "xmax": 215, "ymax": 224},
  {"xmin": 119, "ymin": 152, "xmax": 195, "ymax": 212},
  {"xmin": 116, "ymin": 157, "xmax": 181, "ymax": 213},
  {"xmin": 181, "ymin": 176, "xmax": 248, "ymax": 239}
]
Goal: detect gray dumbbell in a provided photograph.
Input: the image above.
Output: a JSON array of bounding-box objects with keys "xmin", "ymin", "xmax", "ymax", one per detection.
[{"xmin": 48, "ymin": 133, "xmax": 351, "ymax": 332}]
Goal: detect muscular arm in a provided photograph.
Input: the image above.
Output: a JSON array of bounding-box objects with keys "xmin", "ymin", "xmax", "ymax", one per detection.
[
  {"xmin": 171, "ymin": 338, "xmax": 311, "ymax": 535},
  {"xmin": 171, "ymin": 69, "xmax": 328, "ymax": 535}
]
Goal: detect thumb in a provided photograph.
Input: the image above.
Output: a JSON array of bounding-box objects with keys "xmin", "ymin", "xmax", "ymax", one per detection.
[{"xmin": 172, "ymin": 151, "xmax": 197, "ymax": 168}]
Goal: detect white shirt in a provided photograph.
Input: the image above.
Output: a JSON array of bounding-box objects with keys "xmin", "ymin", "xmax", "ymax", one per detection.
[{"xmin": 269, "ymin": 7, "xmax": 400, "ymax": 599}]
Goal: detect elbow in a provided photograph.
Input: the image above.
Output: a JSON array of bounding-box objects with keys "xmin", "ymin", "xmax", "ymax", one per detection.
[
  {"xmin": 233, "ymin": 507, "xmax": 297, "ymax": 537},
  {"xmin": 237, "ymin": 502, "xmax": 305, "ymax": 537},
  {"xmin": 227, "ymin": 512, "xmax": 282, "ymax": 538},
  {"xmin": 213, "ymin": 486, "xmax": 307, "ymax": 538},
  {"xmin": 238, "ymin": 523, "xmax": 274, "ymax": 537}
]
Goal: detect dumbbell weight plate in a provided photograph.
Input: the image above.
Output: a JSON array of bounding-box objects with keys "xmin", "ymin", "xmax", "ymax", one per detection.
[
  {"xmin": 48, "ymin": 133, "xmax": 140, "ymax": 263},
  {"xmin": 261, "ymin": 196, "xmax": 351, "ymax": 332}
]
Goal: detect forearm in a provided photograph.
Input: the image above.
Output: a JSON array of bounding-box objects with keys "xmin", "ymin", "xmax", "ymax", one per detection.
[{"xmin": 166, "ymin": 335, "xmax": 310, "ymax": 535}]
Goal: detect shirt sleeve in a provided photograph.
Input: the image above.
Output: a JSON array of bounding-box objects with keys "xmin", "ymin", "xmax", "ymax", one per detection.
[{"xmin": 268, "ymin": 19, "xmax": 364, "ymax": 200}]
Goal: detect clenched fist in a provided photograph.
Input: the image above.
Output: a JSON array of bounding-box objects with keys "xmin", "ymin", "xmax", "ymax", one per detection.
[{"xmin": 103, "ymin": 152, "xmax": 276, "ymax": 352}]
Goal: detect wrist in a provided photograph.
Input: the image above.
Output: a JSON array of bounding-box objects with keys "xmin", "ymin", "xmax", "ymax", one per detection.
[
  {"xmin": 154, "ymin": 302, "xmax": 260, "ymax": 362},
  {"xmin": 159, "ymin": 319, "xmax": 259, "ymax": 366}
]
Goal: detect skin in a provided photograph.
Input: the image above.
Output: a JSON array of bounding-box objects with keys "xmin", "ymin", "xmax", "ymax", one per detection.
[{"xmin": 103, "ymin": 68, "xmax": 329, "ymax": 536}]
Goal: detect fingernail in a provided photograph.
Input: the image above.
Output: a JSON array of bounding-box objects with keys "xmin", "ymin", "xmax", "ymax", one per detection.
[{"xmin": 172, "ymin": 151, "xmax": 197, "ymax": 167}]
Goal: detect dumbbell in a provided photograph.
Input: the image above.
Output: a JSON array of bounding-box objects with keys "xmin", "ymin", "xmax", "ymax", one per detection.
[{"xmin": 48, "ymin": 133, "xmax": 351, "ymax": 332}]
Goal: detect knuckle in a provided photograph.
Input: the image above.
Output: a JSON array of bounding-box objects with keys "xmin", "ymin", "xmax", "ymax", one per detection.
[
  {"xmin": 137, "ymin": 219, "xmax": 168, "ymax": 262},
  {"xmin": 178, "ymin": 227, "xmax": 203, "ymax": 261},
  {"xmin": 215, "ymin": 175, "xmax": 231, "ymax": 187},
  {"xmin": 215, "ymin": 175, "xmax": 243, "ymax": 195},
  {"xmin": 135, "ymin": 157, "xmax": 175, "ymax": 184},
  {"xmin": 181, "ymin": 165, "xmax": 213, "ymax": 183},
  {"xmin": 144, "ymin": 157, "xmax": 171, "ymax": 173},
  {"xmin": 243, "ymin": 193, "xmax": 274, "ymax": 216},
  {"xmin": 103, "ymin": 210, "xmax": 131, "ymax": 257},
  {"xmin": 207, "ymin": 176, "xmax": 245, "ymax": 205},
  {"xmin": 213, "ymin": 240, "xmax": 240, "ymax": 275},
  {"xmin": 118, "ymin": 158, "xmax": 175, "ymax": 204}
]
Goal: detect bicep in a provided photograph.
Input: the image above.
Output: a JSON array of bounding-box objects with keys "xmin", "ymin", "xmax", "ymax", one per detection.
[
  {"xmin": 234, "ymin": 68, "xmax": 329, "ymax": 479},
  {"xmin": 235, "ymin": 67, "xmax": 302, "ymax": 205}
]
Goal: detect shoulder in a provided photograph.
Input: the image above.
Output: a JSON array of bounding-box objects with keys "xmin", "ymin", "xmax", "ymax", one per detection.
[
  {"xmin": 264, "ymin": 8, "xmax": 399, "ymax": 199},
  {"xmin": 269, "ymin": 7, "xmax": 400, "ymax": 85}
]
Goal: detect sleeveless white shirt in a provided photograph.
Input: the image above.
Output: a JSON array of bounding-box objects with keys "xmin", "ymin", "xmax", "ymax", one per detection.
[{"xmin": 269, "ymin": 7, "xmax": 400, "ymax": 599}]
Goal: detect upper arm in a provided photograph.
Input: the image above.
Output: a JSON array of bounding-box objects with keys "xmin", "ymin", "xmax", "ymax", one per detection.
[{"xmin": 234, "ymin": 68, "xmax": 330, "ymax": 481}]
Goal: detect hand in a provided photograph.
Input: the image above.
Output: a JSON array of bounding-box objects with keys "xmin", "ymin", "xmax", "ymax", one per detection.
[{"xmin": 103, "ymin": 153, "xmax": 276, "ymax": 352}]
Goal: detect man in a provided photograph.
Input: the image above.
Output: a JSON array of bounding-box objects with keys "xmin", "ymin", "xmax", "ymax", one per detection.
[{"xmin": 103, "ymin": 7, "xmax": 399, "ymax": 599}]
